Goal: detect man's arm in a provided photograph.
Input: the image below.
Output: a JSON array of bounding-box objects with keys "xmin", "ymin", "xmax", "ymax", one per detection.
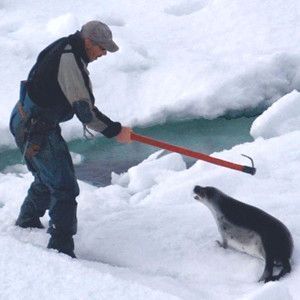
[{"xmin": 57, "ymin": 49, "xmax": 124, "ymax": 138}]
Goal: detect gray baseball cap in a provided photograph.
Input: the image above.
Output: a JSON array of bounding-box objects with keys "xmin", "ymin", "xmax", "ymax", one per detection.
[{"xmin": 81, "ymin": 20, "xmax": 119, "ymax": 52}]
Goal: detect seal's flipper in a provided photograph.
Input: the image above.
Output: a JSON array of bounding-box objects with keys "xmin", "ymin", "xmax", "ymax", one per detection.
[
  {"xmin": 274, "ymin": 260, "xmax": 291, "ymax": 281},
  {"xmin": 216, "ymin": 240, "xmax": 228, "ymax": 249},
  {"xmin": 259, "ymin": 255, "xmax": 275, "ymax": 283}
]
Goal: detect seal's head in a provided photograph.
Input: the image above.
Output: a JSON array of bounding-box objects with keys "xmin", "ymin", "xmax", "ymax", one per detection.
[
  {"xmin": 194, "ymin": 185, "xmax": 211, "ymax": 199},
  {"xmin": 193, "ymin": 186, "xmax": 223, "ymax": 204},
  {"xmin": 193, "ymin": 185, "xmax": 225, "ymax": 215}
]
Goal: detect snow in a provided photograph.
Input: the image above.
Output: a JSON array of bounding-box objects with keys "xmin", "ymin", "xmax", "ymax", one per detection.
[
  {"xmin": 241, "ymin": 282, "xmax": 293, "ymax": 300},
  {"xmin": 0, "ymin": 0, "xmax": 300, "ymax": 299},
  {"xmin": 116, "ymin": 150, "xmax": 186, "ymax": 193},
  {"xmin": 0, "ymin": 237, "xmax": 180, "ymax": 300},
  {"xmin": 70, "ymin": 151, "xmax": 84, "ymax": 166},
  {"xmin": 1, "ymin": 130, "xmax": 300, "ymax": 299},
  {"xmin": 2, "ymin": 0, "xmax": 300, "ymax": 147},
  {"xmin": 250, "ymin": 90, "xmax": 300, "ymax": 139}
]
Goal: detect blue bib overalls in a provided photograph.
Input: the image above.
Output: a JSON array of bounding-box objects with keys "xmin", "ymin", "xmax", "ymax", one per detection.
[{"xmin": 10, "ymin": 82, "xmax": 79, "ymax": 246}]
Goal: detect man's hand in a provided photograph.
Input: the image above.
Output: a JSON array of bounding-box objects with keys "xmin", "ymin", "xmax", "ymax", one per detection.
[{"xmin": 115, "ymin": 127, "xmax": 132, "ymax": 143}]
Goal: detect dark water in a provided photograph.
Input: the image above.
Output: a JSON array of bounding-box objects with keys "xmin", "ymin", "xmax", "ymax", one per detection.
[{"xmin": 0, "ymin": 117, "xmax": 255, "ymax": 186}]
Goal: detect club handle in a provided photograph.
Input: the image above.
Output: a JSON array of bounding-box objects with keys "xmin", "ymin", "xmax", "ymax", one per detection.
[{"xmin": 131, "ymin": 132, "xmax": 256, "ymax": 176}]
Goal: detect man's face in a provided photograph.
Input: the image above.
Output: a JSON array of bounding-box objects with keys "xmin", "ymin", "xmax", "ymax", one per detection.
[{"xmin": 84, "ymin": 38, "xmax": 107, "ymax": 62}]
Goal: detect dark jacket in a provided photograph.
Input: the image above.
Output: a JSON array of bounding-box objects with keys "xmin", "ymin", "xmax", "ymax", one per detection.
[{"xmin": 26, "ymin": 31, "xmax": 121, "ymax": 138}]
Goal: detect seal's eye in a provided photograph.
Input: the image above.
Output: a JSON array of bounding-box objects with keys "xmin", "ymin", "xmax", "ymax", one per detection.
[{"xmin": 194, "ymin": 195, "xmax": 200, "ymax": 200}]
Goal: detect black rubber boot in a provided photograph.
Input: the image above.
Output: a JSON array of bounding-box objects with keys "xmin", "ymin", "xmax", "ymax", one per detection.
[
  {"xmin": 15, "ymin": 215, "xmax": 44, "ymax": 229},
  {"xmin": 47, "ymin": 234, "xmax": 76, "ymax": 258}
]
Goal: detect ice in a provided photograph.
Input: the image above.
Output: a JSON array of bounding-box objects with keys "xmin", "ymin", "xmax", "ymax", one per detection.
[{"xmin": 251, "ymin": 90, "xmax": 300, "ymax": 139}]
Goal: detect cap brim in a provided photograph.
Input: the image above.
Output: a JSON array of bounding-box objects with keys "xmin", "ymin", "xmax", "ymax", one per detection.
[{"xmin": 103, "ymin": 40, "xmax": 119, "ymax": 52}]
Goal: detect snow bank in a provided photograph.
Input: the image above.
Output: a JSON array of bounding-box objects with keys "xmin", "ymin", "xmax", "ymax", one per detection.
[
  {"xmin": 112, "ymin": 150, "xmax": 186, "ymax": 193},
  {"xmin": 2, "ymin": 0, "xmax": 300, "ymax": 147},
  {"xmin": 251, "ymin": 90, "xmax": 300, "ymax": 139}
]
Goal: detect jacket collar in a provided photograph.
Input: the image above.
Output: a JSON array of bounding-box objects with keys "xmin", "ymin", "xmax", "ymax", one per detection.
[{"xmin": 68, "ymin": 31, "xmax": 89, "ymax": 64}]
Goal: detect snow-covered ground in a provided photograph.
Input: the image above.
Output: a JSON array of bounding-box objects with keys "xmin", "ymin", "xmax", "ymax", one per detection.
[
  {"xmin": 0, "ymin": 0, "xmax": 300, "ymax": 299},
  {"xmin": 1, "ymin": 98, "xmax": 299, "ymax": 299}
]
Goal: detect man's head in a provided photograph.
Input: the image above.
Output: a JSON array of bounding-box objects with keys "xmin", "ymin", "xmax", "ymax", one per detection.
[{"xmin": 80, "ymin": 20, "xmax": 119, "ymax": 62}]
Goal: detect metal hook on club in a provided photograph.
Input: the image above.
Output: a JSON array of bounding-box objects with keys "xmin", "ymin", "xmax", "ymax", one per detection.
[{"xmin": 241, "ymin": 154, "xmax": 256, "ymax": 175}]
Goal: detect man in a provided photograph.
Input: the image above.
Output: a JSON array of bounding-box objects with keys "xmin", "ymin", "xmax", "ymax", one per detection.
[{"xmin": 9, "ymin": 20, "xmax": 132, "ymax": 258}]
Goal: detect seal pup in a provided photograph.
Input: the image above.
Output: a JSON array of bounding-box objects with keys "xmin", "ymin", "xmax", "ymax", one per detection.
[{"xmin": 193, "ymin": 185, "xmax": 293, "ymax": 283}]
